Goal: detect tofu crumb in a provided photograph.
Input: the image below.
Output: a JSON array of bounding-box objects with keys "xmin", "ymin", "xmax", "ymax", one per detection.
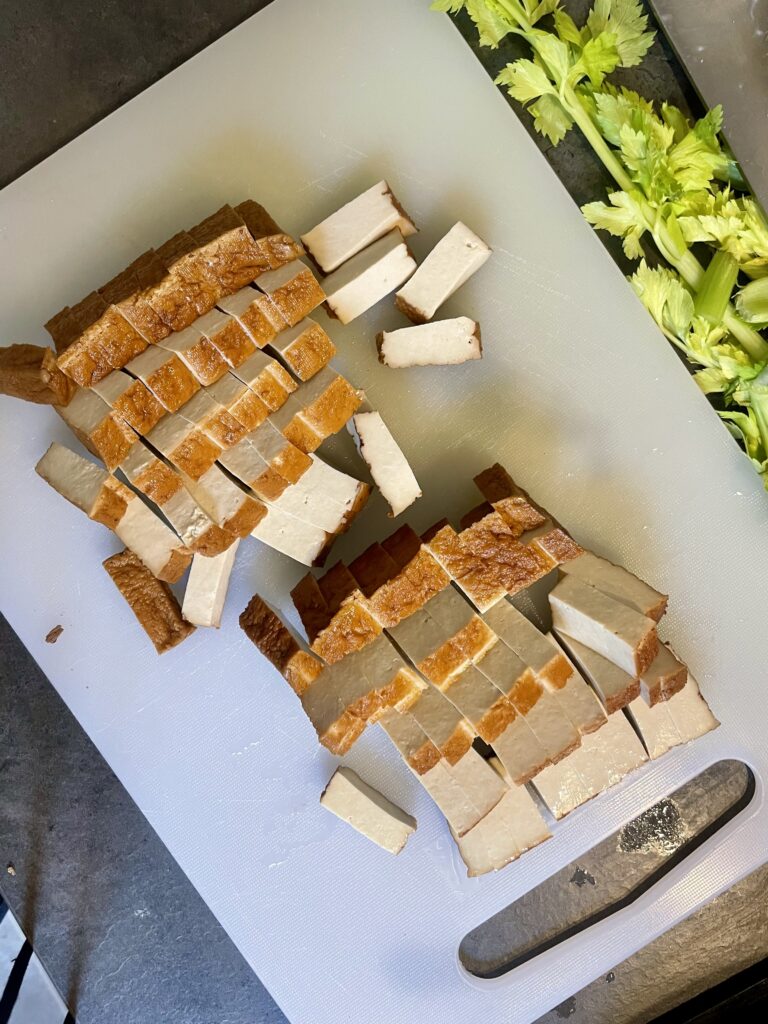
[{"xmin": 45, "ymin": 625, "xmax": 64, "ymax": 644}]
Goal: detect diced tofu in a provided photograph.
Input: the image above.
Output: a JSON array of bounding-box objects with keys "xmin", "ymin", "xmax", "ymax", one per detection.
[
  {"xmin": 348, "ymin": 543, "xmax": 400, "ymax": 598},
  {"xmin": 440, "ymin": 665, "xmax": 516, "ymax": 743},
  {"xmin": 99, "ymin": 259, "xmax": 171, "ymax": 344},
  {"xmin": 104, "ymin": 549, "xmax": 195, "ymax": 654},
  {"xmin": 322, "ymin": 229, "xmax": 416, "ymax": 324},
  {"xmin": 320, "ymin": 766, "xmax": 416, "ymax": 855},
  {"xmin": 366, "ymin": 548, "xmax": 450, "ymax": 629},
  {"xmin": 146, "ymin": 411, "xmax": 222, "ymax": 481},
  {"xmin": 252, "ymin": 503, "xmax": 330, "ymax": 565},
  {"xmin": 549, "ymin": 575, "xmax": 659, "ymax": 677},
  {"xmin": 546, "ymin": 633, "xmax": 608, "ymax": 736},
  {"xmin": 125, "ymin": 344, "xmax": 200, "ymax": 412},
  {"xmin": 216, "ymin": 286, "xmax": 281, "ymax": 348},
  {"xmin": 156, "ymin": 324, "xmax": 228, "ymax": 386},
  {"xmin": 37, "ymin": 442, "xmax": 122, "ymax": 524},
  {"xmin": 218, "ymin": 437, "xmax": 288, "ymax": 500},
  {"xmin": 194, "ymin": 307, "xmax": 256, "ymax": 369},
  {"xmin": 239, "ymin": 593, "xmax": 323, "ymax": 696},
  {"xmin": 55, "ymin": 386, "xmax": 136, "ymax": 471},
  {"xmin": 491, "ymin": 713, "xmax": 552, "ymax": 785},
  {"xmin": 639, "ymin": 642, "xmax": 689, "ymax": 706},
  {"xmin": 182, "ymin": 541, "xmax": 240, "ymax": 628},
  {"xmin": 348, "ymin": 410, "xmax": 421, "ymax": 516},
  {"xmin": 182, "ymin": 464, "xmax": 266, "ymax": 538},
  {"xmin": 112, "ymin": 492, "xmax": 193, "ymax": 582},
  {"xmin": 394, "ymin": 221, "xmax": 491, "ymax": 322},
  {"xmin": 664, "ymin": 674, "xmax": 719, "ymax": 741},
  {"xmin": 255, "ymin": 260, "xmax": 325, "ymax": 327},
  {"xmin": 408, "ymin": 684, "xmax": 475, "ymax": 765},
  {"xmin": 245, "ymin": 420, "xmax": 312, "ymax": 484},
  {"xmin": 290, "ymin": 573, "xmax": 330, "ymax": 642},
  {"xmin": 555, "ymin": 631, "xmax": 640, "ymax": 713},
  {"xmin": 268, "ymin": 318, "xmax": 336, "ymax": 381},
  {"xmin": 418, "ymin": 758, "xmax": 487, "ymax": 838},
  {"xmin": 424, "ymin": 587, "xmax": 497, "ymax": 663},
  {"xmin": 188, "ymin": 204, "xmax": 265, "ymax": 292},
  {"xmin": 235, "ymin": 199, "xmax": 305, "ymax": 272},
  {"xmin": 447, "ymin": 746, "xmax": 508, "ymax": 822},
  {"xmin": 305, "ymin": 454, "xmax": 368, "ymax": 512},
  {"xmin": 310, "ymin": 597, "xmax": 382, "ymax": 662},
  {"xmin": 55, "ymin": 292, "xmax": 148, "ymax": 387},
  {"xmin": 382, "ymin": 523, "xmax": 422, "ymax": 568},
  {"xmin": 205, "ymin": 371, "xmax": 270, "ymax": 430},
  {"xmin": 265, "ymin": 459, "xmax": 362, "ymax": 533},
  {"xmin": 230, "ymin": 348, "xmax": 296, "ymax": 411},
  {"xmin": 625, "ymin": 691, "xmax": 681, "ymax": 759},
  {"xmin": 301, "ymin": 180, "xmax": 416, "ymax": 273},
  {"xmin": 147, "ymin": 230, "xmax": 223, "ymax": 330},
  {"xmin": 91, "ymin": 368, "xmax": 165, "ymax": 433},
  {"xmin": 0, "ymin": 343, "xmax": 76, "ymax": 406},
  {"xmin": 270, "ymin": 368, "xmax": 362, "ymax": 452},
  {"xmin": 377, "ymin": 317, "xmax": 481, "ymax": 368},
  {"xmin": 484, "ymin": 600, "xmax": 571, "ymax": 689},
  {"xmin": 561, "ymin": 550, "xmax": 668, "ymax": 622},
  {"xmin": 389, "ymin": 607, "xmax": 466, "ymax": 685},
  {"xmin": 453, "ymin": 784, "xmax": 550, "ymax": 876},
  {"xmin": 177, "ymin": 389, "xmax": 248, "ymax": 449},
  {"xmin": 378, "ymin": 708, "xmax": 442, "ymax": 776}
]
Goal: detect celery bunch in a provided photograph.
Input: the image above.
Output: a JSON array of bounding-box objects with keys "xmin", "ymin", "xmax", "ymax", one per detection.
[{"xmin": 433, "ymin": 0, "xmax": 768, "ymax": 485}]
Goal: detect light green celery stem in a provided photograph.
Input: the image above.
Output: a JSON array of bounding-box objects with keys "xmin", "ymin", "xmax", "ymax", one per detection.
[
  {"xmin": 737, "ymin": 276, "xmax": 768, "ymax": 324},
  {"xmin": 751, "ymin": 368, "xmax": 768, "ymax": 455},
  {"xmin": 694, "ymin": 251, "xmax": 739, "ymax": 323}
]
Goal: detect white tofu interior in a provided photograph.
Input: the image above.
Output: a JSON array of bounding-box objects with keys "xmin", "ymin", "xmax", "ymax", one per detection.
[
  {"xmin": 448, "ymin": 747, "xmax": 508, "ymax": 821},
  {"xmin": 305, "ymin": 454, "xmax": 363, "ymax": 510},
  {"xmin": 639, "ymin": 642, "xmax": 687, "ymax": 704},
  {"xmin": 561, "ymin": 550, "xmax": 666, "ymax": 619},
  {"xmin": 664, "ymin": 674, "xmax": 719, "ymax": 741},
  {"xmin": 256, "ymin": 259, "xmax": 319, "ymax": 295},
  {"xmin": 162, "ymin": 485, "xmax": 220, "ymax": 548},
  {"xmin": 265, "ymin": 470, "xmax": 348, "ymax": 533},
  {"xmin": 546, "ymin": 632, "xmax": 608, "ymax": 735},
  {"xmin": 182, "ymin": 464, "xmax": 254, "ymax": 528},
  {"xmin": 377, "ymin": 317, "xmax": 481, "ymax": 368},
  {"xmin": 320, "ymin": 766, "xmax": 416, "ymax": 855},
  {"xmin": 301, "ymin": 180, "xmax": 416, "ymax": 273},
  {"xmin": 36, "ymin": 442, "xmax": 109, "ymax": 517},
  {"xmin": 322, "ymin": 229, "xmax": 416, "ymax": 324},
  {"xmin": 491, "ymin": 714, "xmax": 551, "ymax": 785},
  {"xmin": 251, "ymin": 503, "xmax": 328, "ymax": 565},
  {"xmin": 113, "ymin": 494, "xmax": 187, "ymax": 579},
  {"xmin": 206, "ymin": 371, "xmax": 250, "ymax": 408},
  {"xmin": 626, "ymin": 692, "xmax": 681, "ymax": 759},
  {"xmin": 216, "ymin": 286, "xmax": 258, "ymax": 318},
  {"xmin": 56, "ymin": 385, "xmax": 111, "ymax": 435},
  {"xmin": 91, "ymin": 368, "xmax": 136, "ymax": 406},
  {"xmin": 549, "ymin": 575, "xmax": 657, "ymax": 677},
  {"xmin": 409, "ymin": 685, "xmax": 473, "ymax": 753},
  {"xmin": 555, "ymin": 631, "xmax": 638, "ymax": 712},
  {"xmin": 453, "ymin": 784, "xmax": 550, "ymax": 876},
  {"xmin": 395, "ymin": 221, "xmax": 491, "ymax": 321},
  {"xmin": 389, "ymin": 607, "xmax": 456, "ymax": 666},
  {"xmin": 156, "ymin": 324, "xmax": 206, "ymax": 360},
  {"xmin": 349, "ymin": 410, "xmax": 421, "ymax": 517},
  {"xmin": 218, "ymin": 437, "xmax": 270, "ymax": 487},
  {"xmin": 182, "ymin": 541, "xmax": 240, "ymax": 628}
]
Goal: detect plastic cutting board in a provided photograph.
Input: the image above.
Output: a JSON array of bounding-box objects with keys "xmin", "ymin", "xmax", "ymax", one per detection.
[{"xmin": 0, "ymin": 1, "xmax": 767, "ymax": 1022}]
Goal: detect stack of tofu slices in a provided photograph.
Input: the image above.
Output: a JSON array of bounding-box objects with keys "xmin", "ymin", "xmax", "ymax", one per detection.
[
  {"xmin": 241, "ymin": 463, "xmax": 718, "ymax": 876},
  {"xmin": 8, "ymin": 189, "xmax": 446, "ymax": 646}
]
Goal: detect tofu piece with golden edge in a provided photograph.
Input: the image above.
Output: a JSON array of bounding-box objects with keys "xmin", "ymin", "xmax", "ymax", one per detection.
[
  {"xmin": 561, "ymin": 550, "xmax": 668, "ymax": 622},
  {"xmin": 194, "ymin": 307, "xmax": 256, "ymax": 369},
  {"xmin": 266, "ymin": 461, "xmax": 362, "ymax": 534},
  {"xmin": 270, "ymin": 368, "xmax": 363, "ymax": 453},
  {"xmin": 205, "ymin": 372, "xmax": 270, "ymax": 431},
  {"xmin": 234, "ymin": 199, "xmax": 305, "ymax": 272},
  {"xmin": 0, "ymin": 343, "xmax": 76, "ymax": 406},
  {"xmin": 216, "ymin": 287, "xmax": 281, "ymax": 348},
  {"xmin": 177, "ymin": 389, "xmax": 247, "ymax": 450},
  {"xmin": 255, "ymin": 260, "xmax": 325, "ymax": 327},
  {"xmin": 310, "ymin": 594, "xmax": 383, "ymax": 663},
  {"xmin": 408, "ymin": 685, "xmax": 475, "ymax": 765},
  {"xmin": 125, "ymin": 345, "xmax": 200, "ymax": 412},
  {"xmin": 453, "ymin": 783, "xmax": 550, "ymax": 877},
  {"xmin": 218, "ymin": 438, "xmax": 288, "ymax": 501},
  {"xmin": 182, "ymin": 541, "xmax": 240, "ymax": 628},
  {"xmin": 104, "ymin": 549, "xmax": 195, "ymax": 654},
  {"xmin": 348, "ymin": 543, "xmax": 400, "ymax": 598},
  {"xmin": 182, "ymin": 464, "xmax": 266, "ymax": 538},
  {"xmin": 291, "ymin": 573, "xmax": 331, "ymax": 642},
  {"xmin": 301, "ymin": 180, "xmax": 416, "ymax": 273},
  {"xmin": 230, "ymin": 348, "xmax": 296, "ymax": 411},
  {"xmin": 239, "ymin": 593, "xmax": 323, "ymax": 696},
  {"xmin": 36, "ymin": 444, "xmax": 191, "ymax": 582},
  {"xmin": 148, "ymin": 231, "xmax": 223, "ymax": 330},
  {"xmin": 146, "ymin": 412, "xmax": 222, "ymax": 481},
  {"xmin": 484, "ymin": 600, "xmax": 570, "ymax": 690},
  {"xmin": 189, "ymin": 204, "xmax": 265, "ymax": 292},
  {"xmin": 367, "ymin": 548, "xmax": 450, "ymax": 629},
  {"xmin": 55, "ymin": 386, "xmax": 136, "ymax": 471},
  {"xmin": 545, "ymin": 632, "xmax": 608, "ymax": 735},
  {"xmin": 395, "ymin": 222, "xmax": 491, "ymax": 323},
  {"xmin": 252, "ymin": 505, "xmax": 330, "ymax": 565},
  {"xmin": 424, "ymin": 587, "xmax": 497, "ymax": 664},
  {"xmin": 322, "ymin": 229, "xmax": 417, "ymax": 324},
  {"xmin": 99, "ymin": 259, "xmax": 171, "ymax": 344},
  {"xmin": 639, "ymin": 642, "xmax": 688, "ymax": 706},
  {"xmin": 377, "ymin": 317, "xmax": 482, "ymax": 368},
  {"xmin": 268, "ymin": 318, "xmax": 336, "ymax": 381},
  {"xmin": 156, "ymin": 324, "xmax": 228, "ymax": 386},
  {"xmin": 533, "ymin": 712, "xmax": 647, "ymax": 819},
  {"xmin": 378, "ymin": 709, "xmax": 442, "ymax": 775},
  {"xmin": 44, "ymin": 305, "xmax": 77, "ymax": 354},
  {"xmin": 246, "ymin": 420, "xmax": 312, "ymax": 484},
  {"xmin": 56, "ymin": 292, "xmax": 148, "ymax": 387},
  {"xmin": 91, "ymin": 369, "xmax": 165, "ymax": 433},
  {"xmin": 320, "ymin": 766, "xmax": 416, "ymax": 855},
  {"xmin": 550, "ymin": 575, "xmax": 659, "ymax": 677},
  {"xmin": 349, "ymin": 410, "xmax": 421, "ymax": 517},
  {"xmin": 555, "ymin": 632, "xmax": 640, "ymax": 713},
  {"xmin": 389, "ymin": 607, "xmax": 467, "ymax": 686}
]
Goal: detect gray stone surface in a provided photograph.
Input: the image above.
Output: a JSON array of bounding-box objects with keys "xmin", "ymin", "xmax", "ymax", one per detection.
[{"xmin": 1, "ymin": 2, "xmax": 767, "ymax": 1023}]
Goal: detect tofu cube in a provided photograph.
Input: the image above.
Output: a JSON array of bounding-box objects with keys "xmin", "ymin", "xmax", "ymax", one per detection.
[
  {"xmin": 322, "ymin": 229, "xmax": 417, "ymax": 324},
  {"xmin": 320, "ymin": 766, "xmax": 416, "ymax": 855}
]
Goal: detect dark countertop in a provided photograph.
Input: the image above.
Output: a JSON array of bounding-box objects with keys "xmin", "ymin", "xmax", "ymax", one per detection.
[{"xmin": 0, "ymin": 3, "xmax": 766, "ymax": 1023}]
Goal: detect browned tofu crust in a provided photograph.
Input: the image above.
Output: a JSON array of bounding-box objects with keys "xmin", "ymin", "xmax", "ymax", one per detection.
[
  {"xmin": 382, "ymin": 524, "xmax": 422, "ymax": 569},
  {"xmin": 111, "ymin": 378, "xmax": 165, "ymax": 434},
  {"xmin": 348, "ymin": 543, "xmax": 400, "ymax": 598},
  {"xmin": 189, "ymin": 205, "xmax": 265, "ymax": 293},
  {"xmin": 459, "ymin": 502, "xmax": 494, "ymax": 531},
  {"xmin": 493, "ymin": 496, "xmax": 547, "ymax": 536},
  {"xmin": 317, "ymin": 561, "xmax": 359, "ymax": 616},
  {"xmin": 169, "ymin": 428, "xmax": 222, "ymax": 480},
  {"xmin": 279, "ymin": 321, "xmax": 336, "ymax": 381},
  {"xmin": 233, "ymin": 294, "xmax": 281, "ymax": 348},
  {"xmin": 473, "ymin": 463, "xmax": 517, "ymax": 503},
  {"xmin": 235, "ymin": 200, "xmax": 305, "ymax": 271},
  {"xmin": 104, "ymin": 549, "xmax": 195, "ymax": 654},
  {"xmin": 100, "ymin": 263, "xmax": 171, "ymax": 344},
  {"xmin": 139, "ymin": 353, "xmax": 201, "ymax": 412},
  {"xmin": 310, "ymin": 600, "xmax": 382, "ymax": 664},
  {"xmin": 302, "ymin": 376, "xmax": 362, "ymax": 436},
  {"xmin": 239, "ymin": 593, "xmax": 322, "ymax": 695},
  {"xmin": 0, "ymin": 344, "xmax": 76, "ymax": 406},
  {"xmin": 44, "ymin": 307, "xmax": 78, "ymax": 354},
  {"xmin": 263, "ymin": 267, "xmax": 326, "ymax": 328},
  {"xmin": 206, "ymin": 318, "xmax": 256, "ymax": 368},
  {"xmin": 291, "ymin": 573, "xmax": 331, "ymax": 642}
]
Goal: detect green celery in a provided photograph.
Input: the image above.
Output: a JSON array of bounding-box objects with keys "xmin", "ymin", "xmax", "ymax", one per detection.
[
  {"xmin": 694, "ymin": 251, "xmax": 739, "ymax": 324},
  {"xmin": 736, "ymin": 277, "xmax": 768, "ymax": 326}
]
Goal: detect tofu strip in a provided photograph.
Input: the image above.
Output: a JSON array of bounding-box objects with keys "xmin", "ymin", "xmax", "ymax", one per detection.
[
  {"xmin": 322, "ymin": 229, "xmax": 417, "ymax": 324},
  {"xmin": 55, "ymin": 385, "xmax": 137, "ymax": 471},
  {"xmin": 320, "ymin": 767, "xmax": 416, "ymax": 855},
  {"xmin": 182, "ymin": 541, "xmax": 240, "ymax": 628},
  {"xmin": 104, "ymin": 549, "xmax": 195, "ymax": 654},
  {"xmin": 377, "ymin": 318, "xmax": 482, "ymax": 368},
  {"xmin": 348, "ymin": 410, "xmax": 422, "ymax": 517},
  {"xmin": 560, "ymin": 550, "xmax": 668, "ymax": 622},
  {"xmin": 453, "ymin": 784, "xmax": 550, "ymax": 877}
]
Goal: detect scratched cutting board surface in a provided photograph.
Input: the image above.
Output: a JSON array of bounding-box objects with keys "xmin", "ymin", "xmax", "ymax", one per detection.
[{"xmin": 0, "ymin": 2, "xmax": 767, "ymax": 1022}]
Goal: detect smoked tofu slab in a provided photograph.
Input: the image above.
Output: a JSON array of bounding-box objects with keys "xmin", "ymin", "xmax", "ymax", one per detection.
[
  {"xmin": 104, "ymin": 549, "xmax": 195, "ymax": 654},
  {"xmin": 269, "ymin": 368, "xmax": 362, "ymax": 453},
  {"xmin": 181, "ymin": 463, "xmax": 266, "ymax": 538},
  {"xmin": 182, "ymin": 541, "xmax": 240, "ymax": 628},
  {"xmin": 555, "ymin": 632, "xmax": 640, "ymax": 713},
  {"xmin": 125, "ymin": 344, "xmax": 201, "ymax": 413},
  {"xmin": 188, "ymin": 203, "xmax": 266, "ymax": 292},
  {"xmin": 322, "ymin": 229, "xmax": 417, "ymax": 324},
  {"xmin": 639, "ymin": 642, "xmax": 689, "ymax": 706},
  {"xmin": 205, "ymin": 372, "xmax": 270, "ymax": 431},
  {"xmin": 453, "ymin": 783, "xmax": 550, "ymax": 877},
  {"xmin": 234, "ymin": 199, "xmax": 305, "ymax": 273},
  {"xmin": 254, "ymin": 260, "xmax": 326, "ymax": 327},
  {"xmin": 55, "ymin": 385, "xmax": 137, "ymax": 471},
  {"xmin": 194, "ymin": 307, "xmax": 257, "ymax": 369},
  {"xmin": 0, "ymin": 344, "xmax": 76, "ymax": 406},
  {"xmin": 348, "ymin": 410, "xmax": 421, "ymax": 516},
  {"xmin": 561, "ymin": 550, "xmax": 668, "ymax": 622},
  {"xmin": 91, "ymin": 368, "xmax": 165, "ymax": 434},
  {"xmin": 320, "ymin": 766, "xmax": 416, "ymax": 855},
  {"xmin": 239, "ymin": 593, "xmax": 323, "ymax": 698},
  {"xmin": 549, "ymin": 574, "xmax": 659, "ymax": 677},
  {"xmin": 252, "ymin": 504, "xmax": 331, "ymax": 566},
  {"xmin": 218, "ymin": 437, "xmax": 290, "ymax": 501},
  {"xmin": 55, "ymin": 291, "xmax": 148, "ymax": 388},
  {"xmin": 230, "ymin": 349, "xmax": 296, "ymax": 412},
  {"xmin": 156, "ymin": 324, "xmax": 229, "ymax": 387},
  {"xmin": 394, "ymin": 221, "xmax": 491, "ymax": 323},
  {"xmin": 99, "ymin": 258, "xmax": 172, "ymax": 345},
  {"xmin": 377, "ymin": 318, "xmax": 482, "ymax": 368},
  {"xmin": 267, "ymin": 318, "xmax": 336, "ymax": 381},
  {"xmin": 407, "ymin": 683, "xmax": 476, "ymax": 765},
  {"xmin": 36, "ymin": 443, "xmax": 191, "ymax": 582},
  {"xmin": 216, "ymin": 286, "xmax": 282, "ymax": 348},
  {"xmin": 301, "ymin": 180, "xmax": 416, "ymax": 273},
  {"xmin": 145, "ymin": 411, "xmax": 222, "ymax": 481},
  {"xmin": 177, "ymin": 389, "xmax": 248, "ymax": 450}
]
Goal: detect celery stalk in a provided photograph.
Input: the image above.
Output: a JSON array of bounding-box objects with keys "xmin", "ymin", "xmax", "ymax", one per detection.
[
  {"xmin": 736, "ymin": 277, "xmax": 768, "ymax": 325},
  {"xmin": 694, "ymin": 252, "xmax": 739, "ymax": 324}
]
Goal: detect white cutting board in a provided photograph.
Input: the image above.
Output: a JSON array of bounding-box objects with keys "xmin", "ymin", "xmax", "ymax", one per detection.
[{"xmin": 1, "ymin": 2, "xmax": 767, "ymax": 1022}]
